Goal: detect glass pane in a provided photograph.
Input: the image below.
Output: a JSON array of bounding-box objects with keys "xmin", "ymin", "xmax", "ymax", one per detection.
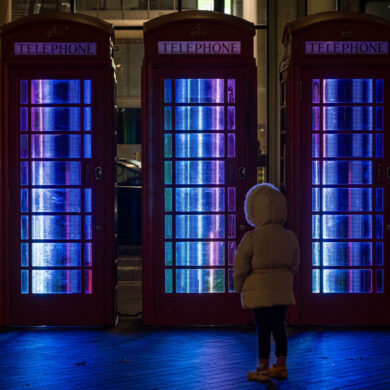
[
  {"xmin": 323, "ymin": 215, "xmax": 372, "ymax": 239},
  {"xmin": 176, "ymin": 269, "xmax": 225, "ymax": 293},
  {"xmin": 377, "ymin": 270, "xmax": 384, "ymax": 293},
  {"xmin": 85, "ymin": 188, "xmax": 92, "ymax": 212},
  {"xmin": 376, "ymin": 79, "xmax": 384, "ymax": 103},
  {"xmin": 21, "ymin": 215, "xmax": 28, "ymax": 239},
  {"xmin": 85, "ymin": 215, "xmax": 92, "ymax": 240},
  {"xmin": 323, "ymin": 242, "xmax": 372, "ymax": 266},
  {"xmin": 164, "ymin": 161, "xmax": 172, "ymax": 185},
  {"xmin": 175, "ymin": 106, "xmax": 224, "ymax": 130},
  {"xmin": 164, "ymin": 134, "xmax": 172, "ymax": 157},
  {"xmin": 175, "ymin": 134, "xmax": 224, "ymax": 158},
  {"xmin": 20, "ymin": 161, "xmax": 28, "ymax": 185},
  {"xmin": 376, "ymin": 134, "xmax": 383, "ymax": 157},
  {"xmin": 84, "ymin": 80, "xmax": 92, "ymax": 104},
  {"xmin": 165, "ymin": 188, "xmax": 172, "ymax": 211},
  {"xmin": 31, "ymin": 107, "xmax": 80, "ymax": 131},
  {"xmin": 21, "ymin": 189, "xmax": 28, "ymax": 212},
  {"xmin": 376, "ymin": 242, "xmax": 384, "ymax": 266},
  {"xmin": 176, "ymin": 242, "xmax": 225, "ymax": 266},
  {"xmin": 312, "ymin": 269, "xmax": 320, "ymax": 293},
  {"xmin": 323, "ymin": 79, "xmax": 372, "ymax": 103},
  {"xmin": 323, "ymin": 134, "xmax": 372, "ymax": 158},
  {"xmin": 312, "ymin": 215, "xmax": 320, "ymax": 239},
  {"xmin": 312, "ymin": 161, "xmax": 320, "ymax": 185},
  {"xmin": 165, "ymin": 215, "xmax": 172, "ymax": 239},
  {"xmin": 228, "ymin": 106, "xmax": 235, "ymax": 130},
  {"xmin": 165, "ymin": 269, "xmax": 172, "ymax": 293},
  {"xmin": 32, "ymin": 243, "xmax": 81, "ymax": 266},
  {"xmin": 21, "ymin": 243, "xmax": 28, "ymax": 267},
  {"xmin": 32, "ymin": 189, "xmax": 81, "ymax": 212},
  {"xmin": 323, "ymin": 107, "xmax": 372, "ymax": 131},
  {"xmin": 31, "ymin": 135, "xmax": 81, "ymax": 158},
  {"xmin": 20, "ymin": 80, "xmax": 28, "ymax": 104},
  {"xmin": 84, "ymin": 134, "xmax": 91, "ymax": 158},
  {"xmin": 175, "ymin": 79, "xmax": 224, "ymax": 103},
  {"xmin": 321, "ymin": 188, "xmax": 372, "ymax": 212},
  {"xmin": 32, "ymin": 270, "xmax": 81, "ymax": 294},
  {"xmin": 312, "ymin": 107, "xmax": 320, "ymax": 130},
  {"xmin": 228, "ymin": 241, "xmax": 236, "ymax": 265},
  {"xmin": 323, "ymin": 161, "xmax": 372, "ymax": 185},
  {"xmin": 164, "ymin": 79, "xmax": 172, "ymax": 103},
  {"xmin": 376, "ymin": 107, "xmax": 383, "ymax": 130},
  {"xmin": 21, "ymin": 270, "xmax": 29, "ymax": 294},
  {"xmin": 176, "ymin": 188, "xmax": 224, "ymax": 212},
  {"xmin": 312, "ymin": 188, "xmax": 320, "ymax": 211},
  {"xmin": 176, "ymin": 161, "xmax": 224, "ymax": 184},
  {"xmin": 323, "ymin": 269, "xmax": 372, "ymax": 293},
  {"xmin": 176, "ymin": 215, "xmax": 225, "ymax": 239},
  {"xmin": 376, "ymin": 215, "xmax": 383, "ymax": 239},
  {"xmin": 31, "ymin": 80, "xmax": 80, "ymax": 104},
  {"xmin": 85, "ymin": 270, "xmax": 92, "ymax": 294},
  {"xmin": 228, "ymin": 214, "xmax": 236, "ymax": 238},
  {"xmin": 312, "ymin": 79, "xmax": 320, "ymax": 103},
  {"xmin": 164, "ymin": 107, "xmax": 172, "ymax": 130},
  {"xmin": 227, "ymin": 79, "xmax": 235, "ymax": 103},
  {"xmin": 32, "ymin": 215, "xmax": 81, "ymax": 239},
  {"xmin": 228, "ymin": 268, "xmax": 235, "ymax": 292},
  {"xmin": 228, "ymin": 187, "xmax": 236, "ymax": 211},
  {"xmin": 312, "ymin": 242, "xmax": 320, "ymax": 266},
  {"xmin": 20, "ymin": 107, "xmax": 28, "ymax": 131},
  {"xmin": 20, "ymin": 134, "xmax": 28, "ymax": 158},
  {"xmin": 312, "ymin": 134, "xmax": 320, "ymax": 157},
  {"xmin": 85, "ymin": 243, "xmax": 92, "ymax": 267},
  {"xmin": 84, "ymin": 107, "xmax": 92, "ymax": 131},
  {"xmin": 227, "ymin": 134, "xmax": 235, "ymax": 158},
  {"xmin": 165, "ymin": 242, "xmax": 172, "ymax": 266},
  {"xmin": 32, "ymin": 161, "xmax": 81, "ymax": 185}
]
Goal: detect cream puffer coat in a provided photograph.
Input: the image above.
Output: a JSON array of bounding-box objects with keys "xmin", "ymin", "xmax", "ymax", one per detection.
[{"xmin": 233, "ymin": 183, "xmax": 300, "ymax": 309}]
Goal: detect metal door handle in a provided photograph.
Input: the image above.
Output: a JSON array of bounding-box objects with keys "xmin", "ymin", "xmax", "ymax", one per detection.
[
  {"xmin": 95, "ymin": 167, "xmax": 103, "ymax": 181},
  {"xmin": 239, "ymin": 167, "xmax": 246, "ymax": 179}
]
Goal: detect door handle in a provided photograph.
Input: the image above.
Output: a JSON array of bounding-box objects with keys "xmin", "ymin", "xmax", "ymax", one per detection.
[
  {"xmin": 239, "ymin": 167, "xmax": 246, "ymax": 179},
  {"xmin": 95, "ymin": 167, "xmax": 103, "ymax": 181}
]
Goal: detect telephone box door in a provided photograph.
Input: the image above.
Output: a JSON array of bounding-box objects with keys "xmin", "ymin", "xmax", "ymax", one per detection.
[{"xmin": 300, "ymin": 69, "xmax": 389, "ymax": 325}]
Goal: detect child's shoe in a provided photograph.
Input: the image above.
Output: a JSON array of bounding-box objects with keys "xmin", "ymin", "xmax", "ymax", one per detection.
[
  {"xmin": 247, "ymin": 365, "xmax": 270, "ymax": 382},
  {"xmin": 269, "ymin": 364, "xmax": 288, "ymax": 379}
]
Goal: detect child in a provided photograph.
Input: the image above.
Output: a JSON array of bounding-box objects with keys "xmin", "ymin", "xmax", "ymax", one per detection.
[{"xmin": 234, "ymin": 183, "xmax": 300, "ymax": 382}]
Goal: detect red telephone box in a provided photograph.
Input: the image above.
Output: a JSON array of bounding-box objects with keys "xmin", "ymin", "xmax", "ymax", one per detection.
[
  {"xmin": 0, "ymin": 13, "xmax": 116, "ymax": 326},
  {"xmin": 281, "ymin": 11, "xmax": 390, "ymax": 325},
  {"xmin": 142, "ymin": 11, "xmax": 257, "ymax": 325}
]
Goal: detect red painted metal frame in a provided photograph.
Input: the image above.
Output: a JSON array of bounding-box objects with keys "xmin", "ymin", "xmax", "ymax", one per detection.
[
  {"xmin": 142, "ymin": 11, "xmax": 257, "ymax": 325},
  {"xmin": 282, "ymin": 11, "xmax": 390, "ymax": 326},
  {"xmin": 0, "ymin": 13, "xmax": 116, "ymax": 326}
]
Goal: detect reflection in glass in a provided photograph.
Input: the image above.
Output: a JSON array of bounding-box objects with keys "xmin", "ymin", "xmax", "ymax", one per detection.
[
  {"xmin": 32, "ymin": 215, "xmax": 81, "ymax": 239},
  {"xmin": 323, "ymin": 106, "xmax": 372, "ymax": 131},
  {"xmin": 165, "ymin": 269, "xmax": 173, "ymax": 293},
  {"xmin": 323, "ymin": 269, "xmax": 371, "ymax": 293},
  {"xmin": 175, "ymin": 106, "xmax": 224, "ymax": 130},
  {"xmin": 323, "ymin": 134, "xmax": 372, "ymax": 158},
  {"xmin": 31, "ymin": 80, "xmax": 80, "ymax": 104},
  {"xmin": 32, "ymin": 270, "xmax": 81, "ymax": 294},
  {"xmin": 176, "ymin": 215, "xmax": 225, "ymax": 239},
  {"xmin": 32, "ymin": 161, "xmax": 81, "ymax": 185},
  {"xmin": 32, "ymin": 189, "xmax": 81, "ymax": 212},
  {"xmin": 176, "ymin": 242, "xmax": 225, "ymax": 266},
  {"xmin": 31, "ymin": 135, "xmax": 81, "ymax": 158},
  {"xmin": 176, "ymin": 269, "xmax": 225, "ymax": 293},
  {"xmin": 323, "ymin": 242, "xmax": 372, "ymax": 266},
  {"xmin": 323, "ymin": 215, "xmax": 372, "ymax": 239},
  {"xmin": 322, "ymin": 161, "xmax": 372, "ymax": 185},
  {"xmin": 228, "ymin": 268, "xmax": 235, "ymax": 292},
  {"xmin": 32, "ymin": 243, "xmax": 81, "ymax": 267},
  {"xmin": 322, "ymin": 188, "xmax": 372, "ymax": 212},
  {"xmin": 323, "ymin": 79, "xmax": 372, "ymax": 103},
  {"xmin": 176, "ymin": 188, "xmax": 224, "ymax": 212},
  {"xmin": 176, "ymin": 161, "xmax": 224, "ymax": 184},
  {"xmin": 31, "ymin": 107, "xmax": 80, "ymax": 131},
  {"xmin": 175, "ymin": 79, "xmax": 224, "ymax": 103},
  {"xmin": 175, "ymin": 134, "xmax": 224, "ymax": 158}
]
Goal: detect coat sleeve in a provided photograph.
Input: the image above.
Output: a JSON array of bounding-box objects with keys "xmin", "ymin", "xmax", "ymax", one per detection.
[
  {"xmin": 233, "ymin": 232, "xmax": 253, "ymax": 293},
  {"xmin": 289, "ymin": 236, "xmax": 300, "ymax": 275}
]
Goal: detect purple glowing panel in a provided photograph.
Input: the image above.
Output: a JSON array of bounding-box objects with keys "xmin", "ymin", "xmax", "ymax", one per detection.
[
  {"xmin": 32, "ymin": 270, "xmax": 81, "ymax": 294},
  {"xmin": 323, "ymin": 134, "xmax": 372, "ymax": 158},
  {"xmin": 323, "ymin": 269, "xmax": 372, "ymax": 293},
  {"xmin": 176, "ymin": 242, "xmax": 225, "ymax": 266},
  {"xmin": 323, "ymin": 106, "xmax": 372, "ymax": 131},
  {"xmin": 227, "ymin": 134, "xmax": 235, "ymax": 157},
  {"xmin": 32, "ymin": 215, "xmax": 81, "ymax": 239},
  {"xmin": 321, "ymin": 188, "xmax": 372, "ymax": 212},
  {"xmin": 31, "ymin": 80, "xmax": 80, "ymax": 104},
  {"xmin": 228, "ymin": 187, "xmax": 236, "ymax": 211},
  {"xmin": 228, "ymin": 106, "xmax": 235, "ymax": 130},
  {"xmin": 175, "ymin": 106, "xmax": 224, "ymax": 130},
  {"xmin": 20, "ymin": 135, "xmax": 28, "ymax": 158},
  {"xmin": 32, "ymin": 161, "xmax": 81, "ymax": 185},
  {"xmin": 175, "ymin": 188, "xmax": 225, "ymax": 212},
  {"xmin": 32, "ymin": 189, "xmax": 81, "ymax": 212},
  {"xmin": 175, "ymin": 79, "xmax": 224, "ymax": 103},
  {"xmin": 175, "ymin": 134, "xmax": 224, "ymax": 158},
  {"xmin": 312, "ymin": 134, "xmax": 319, "ymax": 157},
  {"xmin": 322, "ymin": 161, "xmax": 372, "ymax": 185},
  {"xmin": 228, "ymin": 214, "xmax": 236, "ymax": 238},
  {"xmin": 312, "ymin": 79, "xmax": 320, "ymax": 103},
  {"xmin": 85, "ymin": 270, "xmax": 92, "ymax": 294},
  {"xmin": 176, "ymin": 269, "xmax": 225, "ymax": 293},
  {"xmin": 20, "ymin": 108, "xmax": 28, "ymax": 131},
  {"xmin": 85, "ymin": 243, "xmax": 92, "ymax": 267},
  {"xmin": 228, "ymin": 241, "xmax": 236, "ymax": 265},
  {"xmin": 323, "ymin": 215, "xmax": 372, "ymax": 239},
  {"xmin": 32, "ymin": 243, "xmax": 81, "ymax": 267},
  {"xmin": 20, "ymin": 80, "xmax": 28, "ymax": 104},
  {"xmin": 176, "ymin": 215, "xmax": 225, "ymax": 239},
  {"xmin": 312, "ymin": 107, "xmax": 320, "ymax": 130},
  {"xmin": 31, "ymin": 135, "xmax": 81, "ymax": 158},
  {"xmin": 227, "ymin": 79, "xmax": 236, "ymax": 103},
  {"xmin": 323, "ymin": 79, "xmax": 372, "ymax": 103},
  {"xmin": 176, "ymin": 161, "xmax": 224, "ymax": 185},
  {"xmin": 31, "ymin": 107, "xmax": 80, "ymax": 131},
  {"xmin": 323, "ymin": 242, "xmax": 372, "ymax": 266}
]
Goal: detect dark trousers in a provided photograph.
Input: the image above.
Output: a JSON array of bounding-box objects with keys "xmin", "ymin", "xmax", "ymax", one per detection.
[{"xmin": 253, "ymin": 305, "xmax": 287, "ymax": 360}]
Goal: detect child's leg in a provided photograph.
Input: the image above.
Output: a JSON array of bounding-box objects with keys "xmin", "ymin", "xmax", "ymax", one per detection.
[
  {"xmin": 271, "ymin": 305, "xmax": 287, "ymax": 364},
  {"xmin": 253, "ymin": 307, "xmax": 273, "ymax": 366}
]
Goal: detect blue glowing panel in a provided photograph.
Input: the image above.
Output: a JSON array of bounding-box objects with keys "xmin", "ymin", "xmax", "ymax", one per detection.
[
  {"xmin": 376, "ymin": 107, "xmax": 383, "ymax": 130},
  {"xmin": 32, "ymin": 270, "xmax": 81, "ymax": 294},
  {"xmin": 31, "ymin": 107, "xmax": 80, "ymax": 131},
  {"xmin": 312, "ymin": 216, "xmax": 320, "ymax": 239},
  {"xmin": 376, "ymin": 215, "xmax": 383, "ymax": 239},
  {"xmin": 323, "ymin": 215, "xmax": 372, "ymax": 239},
  {"xmin": 323, "ymin": 106, "xmax": 372, "ymax": 131},
  {"xmin": 228, "ymin": 187, "xmax": 236, "ymax": 211},
  {"xmin": 176, "ymin": 215, "xmax": 225, "ymax": 239},
  {"xmin": 164, "ymin": 79, "xmax": 172, "ymax": 103},
  {"xmin": 84, "ymin": 80, "xmax": 92, "ymax": 104},
  {"xmin": 20, "ymin": 108, "xmax": 28, "ymax": 131},
  {"xmin": 228, "ymin": 106, "xmax": 235, "ymax": 130},
  {"xmin": 20, "ymin": 162, "xmax": 28, "ymax": 185},
  {"xmin": 31, "ymin": 80, "xmax": 80, "ymax": 104},
  {"xmin": 85, "ymin": 188, "xmax": 92, "ymax": 212},
  {"xmin": 323, "ymin": 79, "xmax": 372, "ymax": 103},
  {"xmin": 176, "ymin": 188, "xmax": 224, "ymax": 212},
  {"xmin": 312, "ymin": 242, "xmax": 320, "ymax": 266},
  {"xmin": 20, "ymin": 135, "xmax": 28, "ymax": 158},
  {"xmin": 312, "ymin": 107, "xmax": 320, "ymax": 130},
  {"xmin": 85, "ymin": 215, "xmax": 92, "ymax": 239},
  {"xmin": 377, "ymin": 243, "xmax": 384, "ymax": 266},
  {"xmin": 323, "ymin": 134, "xmax": 372, "ymax": 158},
  {"xmin": 323, "ymin": 269, "xmax": 372, "ymax": 293},
  {"xmin": 322, "ymin": 188, "xmax": 372, "ymax": 212},
  {"xmin": 176, "ymin": 242, "xmax": 225, "ymax": 266},
  {"xmin": 228, "ymin": 269, "xmax": 235, "ymax": 292},
  {"xmin": 376, "ymin": 79, "xmax": 384, "ymax": 103},
  {"xmin": 228, "ymin": 134, "xmax": 235, "ymax": 157},
  {"xmin": 175, "ymin": 106, "xmax": 224, "ymax": 130},
  {"xmin": 376, "ymin": 188, "xmax": 383, "ymax": 211},
  {"xmin": 84, "ymin": 107, "xmax": 92, "ymax": 131},
  {"xmin": 85, "ymin": 243, "xmax": 92, "ymax": 267},
  {"xmin": 228, "ymin": 241, "xmax": 236, "ymax": 265},
  {"xmin": 165, "ymin": 269, "xmax": 173, "ymax": 293},
  {"xmin": 175, "ymin": 134, "xmax": 224, "ymax": 158},
  {"xmin": 227, "ymin": 79, "xmax": 236, "ymax": 103},
  {"xmin": 312, "ymin": 161, "xmax": 320, "ymax": 185},
  {"xmin": 175, "ymin": 79, "xmax": 224, "ymax": 103},
  {"xmin": 176, "ymin": 161, "xmax": 224, "ymax": 184},
  {"xmin": 164, "ymin": 107, "xmax": 172, "ymax": 130},
  {"xmin": 165, "ymin": 242, "xmax": 172, "ymax": 266},
  {"xmin": 312, "ymin": 270, "xmax": 320, "ymax": 293},
  {"xmin": 312, "ymin": 79, "xmax": 320, "ymax": 103},
  {"xmin": 228, "ymin": 214, "xmax": 236, "ymax": 238},
  {"xmin": 31, "ymin": 135, "xmax": 81, "ymax": 158},
  {"xmin": 312, "ymin": 134, "xmax": 320, "ymax": 157},
  {"xmin": 377, "ymin": 270, "xmax": 384, "ymax": 293},
  {"xmin": 312, "ymin": 188, "xmax": 320, "ymax": 211},
  {"xmin": 21, "ymin": 270, "xmax": 28, "ymax": 294},
  {"xmin": 376, "ymin": 134, "xmax": 383, "ymax": 157},
  {"xmin": 164, "ymin": 134, "xmax": 172, "ymax": 157},
  {"xmin": 32, "ymin": 243, "xmax": 81, "ymax": 267},
  {"xmin": 322, "ymin": 161, "xmax": 372, "ymax": 185},
  {"xmin": 84, "ymin": 134, "xmax": 91, "ymax": 158},
  {"xmin": 21, "ymin": 243, "xmax": 28, "ymax": 266},
  {"xmin": 176, "ymin": 269, "xmax": 225, "ymax": 293},
  {"xmin": 32, "ymin": 215, "xmax": 81, "ymax": 239},
  {"xmin": 323, "ymin": 242, "xmax": 372, "ymax": 266},
  {"xmin": 32, "ymin": 189, "xmax": 81, "ymax": 212},
  {"xmin": 165, "ymin": 215, "xmax": 172, "ymax": 239},
  {"xmin": 20, "ymin": 80, "xmax": 28, "ymax": 104},
  {"xmin": 165, "ymin": 188, "xmax": 172, "ymax": 211},
  {"xmin": 21, "ymin": 216, "xmax": 28, "ymax": 239},
  {"xmin": 32, "ymin": 161, "xmax": 81, "ymax": 185}
]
